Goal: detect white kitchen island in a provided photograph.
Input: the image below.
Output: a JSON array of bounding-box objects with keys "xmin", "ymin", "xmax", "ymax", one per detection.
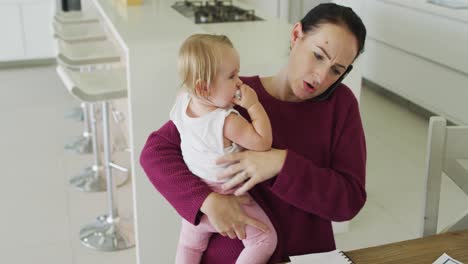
[
  {"xmin": 90, "ymin": 0, "xmax": 361, "ymax": 262},
  {"xmin": 91, "ymin": 1, "xmax": 291, "ymax": 262}
]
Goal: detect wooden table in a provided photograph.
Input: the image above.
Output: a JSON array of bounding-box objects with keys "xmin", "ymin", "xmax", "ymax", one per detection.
[{"xmin": 345, "ymin": 230, "xmax": 468, "ymax": 264}]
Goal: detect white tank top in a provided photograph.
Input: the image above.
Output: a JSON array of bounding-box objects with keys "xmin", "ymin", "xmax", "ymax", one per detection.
[{"xmin": 170, "ymin": 92, "xmax": 243, "ymax": 183}]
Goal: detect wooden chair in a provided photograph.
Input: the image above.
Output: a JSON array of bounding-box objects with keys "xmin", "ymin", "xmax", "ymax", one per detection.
[{"xmin": 421, "ymin": 116, "xmax": 468, "ymax": 237}]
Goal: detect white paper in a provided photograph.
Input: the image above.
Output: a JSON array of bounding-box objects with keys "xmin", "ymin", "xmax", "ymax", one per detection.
[
  {"xmin": 432, "ymin": 253, "xmax": 463, "ymax": 264},
  {"xmin": 291, "ymin": 250, "xmax": 352, "ymax": 264}
]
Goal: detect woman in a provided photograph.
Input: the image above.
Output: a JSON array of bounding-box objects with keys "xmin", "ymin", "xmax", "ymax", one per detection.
[{"xmin": 140, "ymin": 3, "xmax": 367, "ymax": 263}]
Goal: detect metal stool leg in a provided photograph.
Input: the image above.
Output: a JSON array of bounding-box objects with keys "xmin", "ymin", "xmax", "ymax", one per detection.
[
  {"xmin": 69, "ymin": 103, "xmax": 106, "ymax": 191},
  {"xmin": 64, "ymin": 105, "xmax": 84, "ymax": 121},
  {"xmin": 79, "ymin": 101, "xmax": 134, "ymax": 251},
  {"xmin": 69, "ymin": 103, "xmax": 129, "ymax": 192},
  {"xmin": 64, "ymin": 102, "xmax": 92, "ymax": 154},
  {"xmin": 82, "ymin": 103, "xmax": 90, "ymax": 138},
  {"xmin": 77, "ymin": 103, "xmax": 93, "ymax": 153}
]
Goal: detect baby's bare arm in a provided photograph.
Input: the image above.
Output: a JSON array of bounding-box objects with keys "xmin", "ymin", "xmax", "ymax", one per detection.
[{"xmin": 224, "ymin": 84, "xmax": 272, "ymax": 151}]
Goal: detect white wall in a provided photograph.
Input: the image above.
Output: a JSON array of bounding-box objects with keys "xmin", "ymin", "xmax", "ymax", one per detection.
[
  {"xmin": 289, "ymin": 0, "xmax": 330, "ymax": 23},
  {"xmin": 238, "ymin": 0, "xmax": 280, "ymax": 18},
  {"xmin": 238, "ymin": 0, "xmax": 329, "ymax": 23}
]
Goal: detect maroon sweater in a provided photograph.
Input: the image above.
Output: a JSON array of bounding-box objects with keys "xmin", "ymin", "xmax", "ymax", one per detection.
[{"xmin": 140, "ymin": 76, "xmax": 367, "ymax": 263}]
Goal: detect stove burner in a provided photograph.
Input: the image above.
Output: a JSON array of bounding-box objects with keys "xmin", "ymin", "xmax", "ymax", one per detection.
[
  {"xmin": 173, "ymin": 0, "xmax": 203, "ymax": 7},
  {"xmin": 172, "ymin": 0, "xmax": 263, "ymax": 24}
]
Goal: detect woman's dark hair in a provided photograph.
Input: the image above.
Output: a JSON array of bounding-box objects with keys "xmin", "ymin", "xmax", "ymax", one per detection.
[{"xmin": 300, "ymin": 3, "xmax": 366, "ymax": 58}]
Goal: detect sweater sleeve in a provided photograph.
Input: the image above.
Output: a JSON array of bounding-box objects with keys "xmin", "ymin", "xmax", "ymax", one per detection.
[
  {"xmin": 139, "ymin": 121, "xmax": 213, "ymax": 225},
  {"xmin": 270, "ymin": 100, "xmax": 367, "ymax": 222}
]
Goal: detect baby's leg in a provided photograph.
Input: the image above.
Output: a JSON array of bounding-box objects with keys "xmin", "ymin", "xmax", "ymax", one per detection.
[
  {"xmin": 175, "ymin": 216, "xmax": 216, "ymax": 264},
  {"xmin": 236, "ymin": 197, "xmax": 277, "ymax": 264}
]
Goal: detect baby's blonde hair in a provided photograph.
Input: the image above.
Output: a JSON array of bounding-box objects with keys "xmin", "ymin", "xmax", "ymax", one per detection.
[{"xmin": 178, "ymin": 34, "xmax": 233, "ymax": 96}]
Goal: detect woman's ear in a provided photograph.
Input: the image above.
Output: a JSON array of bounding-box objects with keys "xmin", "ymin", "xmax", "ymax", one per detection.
[
  {"xmin": 194, "ymin": 80, "xmax": 209, "ymax": 98},
  {"xmin": 290, "ymin": 22, "xmax": 304, "ymax": 49}
]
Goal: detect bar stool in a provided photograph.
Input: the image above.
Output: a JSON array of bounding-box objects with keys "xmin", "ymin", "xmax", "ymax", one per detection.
[
  {"xmin": 53, "ymin": 20, "xmax": 106, "ymax": 44},
  {"xmin": 53, "ymin": 12, "xmax": 104, "ymax": 155},
  {"xmin": 64, "ymin": 102, "xmax": 93, "ymax": 155},
  {"xmin": 57, "ymin": 39, "xmax": 121, "ymax": 71},
  {"xmin": 57, "ymin": 65, "xmax": 134, "ymax": 251},
  {"xmin": 53, "ymin": 11, "xmax": 127, "ymax": 190},
  {"xmin": 57, "ymin": 40, "xmax": 124, "ymax": 192},
  {"xmin": 54, "ymin": 10, "xmax": 100, "ymax": 25},
  {"xmin": 64, "ymin": 102, "xmax": 85, "ymax": 121}
]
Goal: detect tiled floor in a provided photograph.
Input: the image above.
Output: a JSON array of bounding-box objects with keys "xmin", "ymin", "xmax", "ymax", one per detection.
[
  {"xmin": 1, "ymin": 65, "xmax": 467, "ymax": 263},
  {"xmin": 0, "ymin": 65, "xmax": 135, "ymax": 264},
  {"xmin": 335, "ymin": 82, "xmax": 468, "ymax": 251}
]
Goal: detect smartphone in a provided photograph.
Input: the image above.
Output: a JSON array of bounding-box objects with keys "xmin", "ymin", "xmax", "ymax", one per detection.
[{"xmin": 312, "ymin": 65, "xmax": 353, "ymax": 102}]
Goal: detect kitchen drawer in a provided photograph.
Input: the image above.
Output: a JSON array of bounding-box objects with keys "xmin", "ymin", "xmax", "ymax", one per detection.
[{"xmin": 364, "ymin": 0, "xmax": 468, "ymax": 75}]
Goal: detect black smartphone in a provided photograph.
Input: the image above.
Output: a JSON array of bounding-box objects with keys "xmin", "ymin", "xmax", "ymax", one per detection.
[{"xmin": 312, "ymin": 65, "xmax": 353, "ymax": 102}]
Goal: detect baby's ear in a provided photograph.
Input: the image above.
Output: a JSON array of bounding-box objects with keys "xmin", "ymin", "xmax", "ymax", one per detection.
[{"xmin": 194, "ymin": 80, "xmax": 209, "ymax": 98}]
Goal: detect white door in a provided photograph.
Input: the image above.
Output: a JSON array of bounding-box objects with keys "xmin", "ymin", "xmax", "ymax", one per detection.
[
  {"xmin": 0, "ymin": 4, "xmax": 25, "ymax": 61},
  {"xmin": 22, "ymin": 1, "xmax": 56, "ymax": 59}
]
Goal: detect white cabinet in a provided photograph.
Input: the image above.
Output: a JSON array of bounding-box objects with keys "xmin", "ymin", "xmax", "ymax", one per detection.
[
  {"xmin": 0, "ymin": 0, "xmax": 55, "ymax": 62},
  {"xmin": 364, "ymin": 0, "xmax": 468, "ymax": 75},
  {"xmin": 22, "ymin": 1, "xmax": 55, "ymax": 59},
  {"xmin": 0, "ymin": 4, "xmax": 25, "ymax": 60},
  {"xmin": 362, "ymin": 0, "xmax": 468, "ymax": 125}
]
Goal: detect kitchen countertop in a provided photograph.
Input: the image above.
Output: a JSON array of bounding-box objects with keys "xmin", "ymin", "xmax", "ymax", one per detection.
[
  {"xmin": 90, "ymin": 0, "xmax": 291, "ymax": 262},
  {"xmin": 92, "ymin": 0, "xmax": 292, "ymax": 58}
]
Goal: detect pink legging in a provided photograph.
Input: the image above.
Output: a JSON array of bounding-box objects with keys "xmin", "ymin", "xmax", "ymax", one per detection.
[{"xmin": 175, "ymin": 184, "xmax": 277, "ymax": 264}]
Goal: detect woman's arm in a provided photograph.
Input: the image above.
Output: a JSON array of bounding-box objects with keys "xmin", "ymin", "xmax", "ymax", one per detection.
[
  {"xmin": 218, "ymin": 100, "xmax": 367, "ymax": 222},
  {"xmin": 140, "ymin": 121, "xmax": 270, "ymax": 237},
  {"xmin": 140, "ymin": 121, "xmax": 213, "ymax": 224},
  {"xmin": 273, "ymin": 100, "xmax": 366, "ymax": 221}
]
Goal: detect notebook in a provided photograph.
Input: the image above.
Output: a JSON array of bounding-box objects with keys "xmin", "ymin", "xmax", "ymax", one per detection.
[{"xmin": 290, "ymin": 249, "xmax": 355, "ymax": 264}]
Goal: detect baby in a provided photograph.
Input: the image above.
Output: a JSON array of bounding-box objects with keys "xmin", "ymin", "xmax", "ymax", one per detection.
[{"xmin": 170, "ymin": 34, "xmax": 277, "ymax": 264}]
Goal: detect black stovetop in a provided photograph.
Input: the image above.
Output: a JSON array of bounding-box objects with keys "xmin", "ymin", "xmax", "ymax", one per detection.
[{"xmin": 172, "ymin": 0, "xmax": 263, "ymax": 24}]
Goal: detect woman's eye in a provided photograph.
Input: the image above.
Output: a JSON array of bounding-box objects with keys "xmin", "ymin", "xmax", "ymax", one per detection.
[
  {"xmin": 314, "ymin": 52, "xmax": 324, "ymax": 61},
  {"xmin": 332, "ymin": 69, "xmax": 341, "ymax": 75}
]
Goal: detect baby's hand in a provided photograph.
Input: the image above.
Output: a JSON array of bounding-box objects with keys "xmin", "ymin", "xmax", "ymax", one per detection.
[{"xmin": 233, "ymin": 84, "xmax": 259, "ymax": 110}]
